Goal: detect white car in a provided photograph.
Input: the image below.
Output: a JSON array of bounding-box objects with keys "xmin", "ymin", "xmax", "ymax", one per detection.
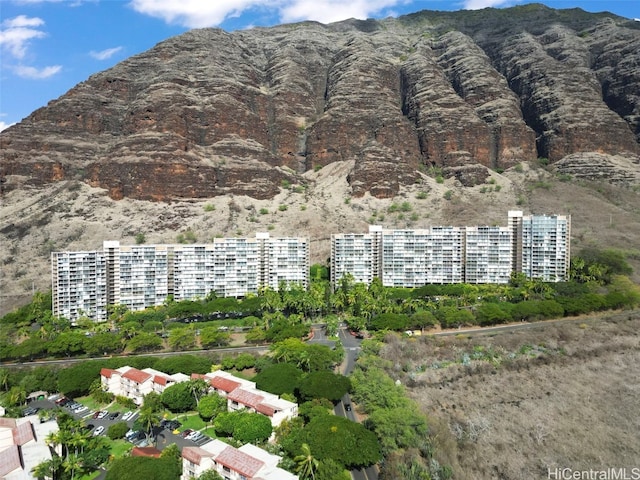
[
  {"xmin": 122, "ymin": 411, "xmax": 133, "ymax": 421},
  {"xmin": 93, "ymin": 426, "xmax": 105, "ymax": 436},
  {"xmin": 97, "ymin": 411, "xmax": 108, "ymax": 419},
  {"xmin": 74, "ymin": 406, "xmax": 88, "ymax": 414},
  {"xmin": 187, "ymin": 431, "xmax": 203, "ymax": 441}
]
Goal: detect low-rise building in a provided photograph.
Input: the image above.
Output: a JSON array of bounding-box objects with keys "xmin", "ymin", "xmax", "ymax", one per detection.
[
  {"xmin": 0, "ymin": 417, "xmax": 59, "ymax": 480},
  {"xmin": 101, "ymin": 367, "xmax": 298, "ymax": 427},
  {"xmin": 181, "ymin": 439, "xmax": 298, "ymax": 480},
  {"xmin": 100, "ymin": 366, "xmax": 189, "ymax": 405},
  {"xmin": 194, "ymin": 371, "xmax": 298, "ymax": 428}
]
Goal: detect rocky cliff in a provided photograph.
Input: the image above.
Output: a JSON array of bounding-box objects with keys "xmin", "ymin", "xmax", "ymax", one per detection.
[{"xmin": 1, "ymin": 4, "xmax": 639, "ymax": 201}]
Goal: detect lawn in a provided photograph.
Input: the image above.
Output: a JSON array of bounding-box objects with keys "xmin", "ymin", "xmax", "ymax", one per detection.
[
  {"xmin": 173, "ymin": 413, "xmax": 206, "ymax": 431},
  {"xmin": 200, "ymin": 426, "xmax": 217, "ymax": 438},
  {"xmin": 75, "ymin": 395, "xmax": 106, "ymax": 411},
  {"xmin": 106, "ymin": 438, "xmax": 133, "ymax": 458}
]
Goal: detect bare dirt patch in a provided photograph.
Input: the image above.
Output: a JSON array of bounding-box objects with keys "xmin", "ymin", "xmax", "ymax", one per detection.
[{"xmin": 379, "ymin": 310, "xmax": 640, "ymax": 479}]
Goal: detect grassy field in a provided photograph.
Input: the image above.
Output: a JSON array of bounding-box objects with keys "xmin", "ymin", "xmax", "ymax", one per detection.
[
  {"xmin": 379, "ymin": 310, "xmax": 640, "ymax": 479},
  {"xmin": 172, "ymin": 413, "xmax": 207, "ymax": 431}
]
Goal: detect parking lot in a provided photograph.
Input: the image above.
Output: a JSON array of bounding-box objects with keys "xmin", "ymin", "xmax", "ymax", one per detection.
[
  {"xmin": 24, "ymin": 395, "xmax": 212, "ymax": 449},
  {"xmin": 25, "ymin": 395, "xmax": 139, "ymax": 438}
]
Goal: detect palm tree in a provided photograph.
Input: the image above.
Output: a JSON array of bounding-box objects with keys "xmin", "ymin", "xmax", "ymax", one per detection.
[
  {"xmin": 0, "ymin": 368, "xmax": 9, "ymax": 392},
  {"xmin": 138, "ymin": 407, "xmax": 161, "ymax": 444},
  {"xmin": 295, "ymin": 443, "xmax": 319, "ymax": 480},
  {"xmin": 45, "ymin": 430, "xmax": 63, "ymax": 458},
  {"xmin": 32, "ymin": 458, "xmax": 62, "ymax": 480},
  {"xmin": 188, "ymin": 379, "xmax": 209, "ymax": 406},
  {"xmin": 8, "ymin": 386, "xmax": 26, "ymax": 407},
  {"xmin": 63, "ymin": 453, "xmax": 83, "ymax": 480}
]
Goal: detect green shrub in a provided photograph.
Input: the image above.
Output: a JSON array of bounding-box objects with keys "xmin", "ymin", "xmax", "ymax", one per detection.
[
  {"xmin": 443, "ymin": 190, "xmax": 453, "ymax": 200},
  {"xmin": 134, "ymin": 233, "xmax": 146, "ymax": 244},
  {"xmin": 259, "ymin": 208, "xmax": 269, "ymax": 215},
  {"xmin": 278, "ymin": 204, "xmax": 288, "ymax": 211},
  {"xmin": 204, "ymin": 204, "xmax": 216, "ymax": 212},
  {"xmin": 108, "ymin": 421, "xmax": 130, "ymax": 440}
]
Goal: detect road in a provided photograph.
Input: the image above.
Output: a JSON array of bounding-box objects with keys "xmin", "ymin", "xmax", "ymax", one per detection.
[
  {"xmin": 431, "ymin": 310, "xmax": 635, "ymax": 337},
  {"xmin": 1, "ymin": 344, "xmax": 269, "ymax": 368}
]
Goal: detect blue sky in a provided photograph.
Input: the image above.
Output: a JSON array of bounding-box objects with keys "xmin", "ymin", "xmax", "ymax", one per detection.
[{"xmin": 1, "ymin": 0, "xmax": 639, "ymax": 131}]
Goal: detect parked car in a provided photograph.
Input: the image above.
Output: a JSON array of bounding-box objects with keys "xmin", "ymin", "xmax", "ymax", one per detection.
[
  {"xmin": 74, "ymin": 406, "xmax": 88, "ymax": 414},
  {"xmin": 97, "ymin": 411, "xmax": 108, "ymax": 419},
  {"xmin": 344, "ymin": 403, "xmax": 352, "ymax": 412},
  {"xmin": 55, "ymin": 397, "xmax": 69, "ymax": 406},
  {"xmin": 122, "ymin": 411, "xmax": 133, "ymax": 421},
  {"xmin": 23, "ymin": 407, "xmax": 40, "ymax": 416},
  {"xmin": 125, "ymin": 430, "xmax": 144, "ymax": 442},
  {"xmin": 109, "ymin": 412, "xmax": 120, "ymax": 420},
  {"xmin": 161, "ymin": 419, "xmax": 181, "ymax": 431},
  {"xmin": 93, "ymin": 426, "xmax": 105, "ymax": 436},
  {"xmin": 180, "ymin": 429, "xmax": 193, "ymax": 438}
]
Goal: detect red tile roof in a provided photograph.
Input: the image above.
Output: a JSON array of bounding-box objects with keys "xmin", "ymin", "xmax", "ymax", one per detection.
[
  {"xmin": 12, "ymin": 421, "xmax": 35, "ymax": 446},
  {"xmin": 0, "ymin": 445, "xmax": 21, "ymax": 477},
  {"xmin": 210, "ymin": 376, "xmax": 241, "ymax": 393},
  {"xmin": 216, "ymin": 446, "xmax": 265, "ymax": 478},
  {"xmin": 191, "ymin": 373, "xmax": 206, "ymax": 380},
  {"xmin": 182, "ymin": 446, "xmax": 214, "ymax": 466},
  {"xmin": 122, "ymin": 368, "xmax": 152, "ymax": 384},
  {"xmin": 100, "ymin": 368, "xmax": 117, "ymax": 378},
  {"xmin": 0, "ymin": 418, "xmax": 17, "ymax": 429},
  {"xmin": 228, "ymin": 388, "xmax": 264, "ymax": 409},
  {"xmin": 131, "ymin": 446, "xmax": 162, "ymax": 458},
  {"xmin": 255, "ymin": 402, "xmax": 276, "ymax": 417},
  {"xmin": 153, "ymin": 375, "xmax": 168, "ymax": 386}
]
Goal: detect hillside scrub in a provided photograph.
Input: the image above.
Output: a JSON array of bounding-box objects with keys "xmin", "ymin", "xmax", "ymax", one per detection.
[{"xmin": 377, "ymin": 310, "xmax": 640, "ymax": 478}]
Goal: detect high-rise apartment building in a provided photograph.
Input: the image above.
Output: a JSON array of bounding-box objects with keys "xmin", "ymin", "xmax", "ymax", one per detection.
[
  {"xmin": 380, "ymin": 227, "xmax": 465, "ymax": 286},
  {"xmin": 331, "ymin": 225, "xmax": 381, "ymax": 286},
  {"xmin": 51, "ymin": 251, "xmax": 108, "ymax": 322},
  {"xmin": 464, "ymin": 226, "xmax": 513, "ymax": 284},
  {"xmin": 257, "ymin": 233, "xmax": 310, "ymax": 290},
  {"xmin": 52, "ymin": 234, "xmax": 309, "ymax": 322},
  {"xmin": 509, "ymin": 211, "xmax": 571, "ymax": 282},
  {"xmin": 331, "ymin": 211, "xmax": 570, "ymax": 288}
]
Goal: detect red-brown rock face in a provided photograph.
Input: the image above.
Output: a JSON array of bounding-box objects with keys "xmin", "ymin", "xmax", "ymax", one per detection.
[{"xmin": 1, "ymin": 6, "xmax": 638, "ymax": 201}]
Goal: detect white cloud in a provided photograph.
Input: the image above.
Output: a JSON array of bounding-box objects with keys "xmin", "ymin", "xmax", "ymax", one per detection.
[
  {"xmin": 279, "ymin": 0, "xmax": 402, "ymax": 24},
  {"xmin": 0, "ymin": 121, "xmax": 16, "ymax": 132},
  {"xmin": 0, "ymin": 15, "xmax": 46, "ymax": 59},
  {"xmin": 129, "ymin": 0, "xmax": 259, "ymax": 28},
  {"xmin": 13, "ymin": 64, "xmax": 62, "ymax": 79},
  {"xmin": 462, "ymin": 0, "xmax": 513, "ymax": 9},
  {"xmin": 2, "ymin": 15, "xmax": 45, "ymax": 28},
  {"xmin": 90, "ymin": 46, "xmax": 123, "ymax": 60},
  {"xmin": 129, "ymin": 0, "xmax": 406, "ymax": 28}
]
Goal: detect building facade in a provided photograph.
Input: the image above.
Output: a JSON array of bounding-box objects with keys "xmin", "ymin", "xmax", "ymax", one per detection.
[
  {"xmin": 331, "ymin": 225, "xmax": 381, "ymax": 286},
  {"xmin": 51, "ymin": 250, "xmax": 108, "ymax": 322},
  {"xmin": 464, "ymin": 226, "xmax": 513, "ymax": 284},
  {"xmin": 181, "ymin": 439, "xmax": 298, "ymax": 480},
  {"xmin": 510, "ymin": 211, "xmax": 571, "ymax": 282},
  {"xmin": 331, "ymin": 211, "xmax": 570, "ymax": 288},
  {"xmin": 100, "ymin": 367, "xmax": 298, "ymax": 427},
  {"xmin": 52, "ymin": 234, "xmax": 309, "ymax": 322},
  {"xmin": 100, "ymin": 366, "xmax": 190, "ymax": 405}
]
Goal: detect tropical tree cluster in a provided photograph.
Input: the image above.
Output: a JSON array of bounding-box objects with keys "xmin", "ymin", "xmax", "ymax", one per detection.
[
  {"xmin": 32, "ymin": 412, "xmax": 111, "ymax": 480},
  {"xmin": 350, "ymin": 338, "xmax": 453, "ymax": 480},
  {"xmin": 2, "ymin": 248, "xmax": 638, "ymax": 363}
]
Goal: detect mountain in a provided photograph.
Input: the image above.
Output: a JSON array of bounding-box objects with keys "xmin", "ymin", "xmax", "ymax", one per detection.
[{"xmin": 1, "ymin": 4, "xmax": 640, "ymax": 312}]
